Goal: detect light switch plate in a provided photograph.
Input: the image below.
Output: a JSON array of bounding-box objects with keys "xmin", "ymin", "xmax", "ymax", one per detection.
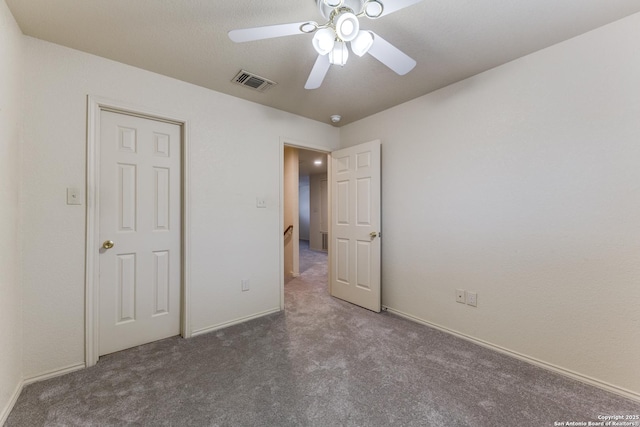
[
  {"xmin": 67, "ymin": 188, "xmax": 82, "ymax": 205},
  {"xmin": 466, "ymin": 291, "xmax": 477, "ymax": 307}
]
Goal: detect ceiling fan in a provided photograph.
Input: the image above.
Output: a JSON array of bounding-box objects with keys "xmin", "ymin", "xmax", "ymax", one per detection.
[{"xmin": 228, "ymin": 0, "xmax": 424, "ymax": 89}]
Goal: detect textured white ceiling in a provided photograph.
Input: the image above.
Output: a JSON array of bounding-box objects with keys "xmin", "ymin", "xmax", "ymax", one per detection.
[{"xmin": 7, "ymin": 0, "xmax": 640, "ymax": 126}]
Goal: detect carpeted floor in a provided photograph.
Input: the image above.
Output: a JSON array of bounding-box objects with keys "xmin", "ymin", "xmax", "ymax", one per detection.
[
  {"xmin": 299, "ymin": 240, "xmax": 326, "ymax": 274},
  {"xmin": 6, "ymin": 244, "xmax": 640, "ymax": 426}
]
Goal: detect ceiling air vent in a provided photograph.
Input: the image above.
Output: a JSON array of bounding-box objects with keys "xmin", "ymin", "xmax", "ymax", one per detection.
[{"xmin": 232, "ymin": 70, "xmax": 276, "ymax": 93}]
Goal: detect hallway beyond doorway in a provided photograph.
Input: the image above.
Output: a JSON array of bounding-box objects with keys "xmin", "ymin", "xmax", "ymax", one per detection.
[
  {"xmin": 299, "ymin": 240, "xmax": 327, "ymax": 275},
  {"xmin": 285, "ymin": 240, "xmax": 327, "ymax": 284}
]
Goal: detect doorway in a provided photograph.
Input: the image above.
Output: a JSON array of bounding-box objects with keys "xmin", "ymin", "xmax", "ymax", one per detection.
[
  {"xmin": 85, "ymin": 97, "xmax": 191, "ymax": 367},
  {"xmin": 298, "ymin": 149, "xmax": 328, "ymax": 275},
  {"xmin": 282, "ymin": 145, "xmax": 329, "ymax": 289},
  {"xmin": 280, "ymin": 139, "xmax": 381, "ymax": 312}
]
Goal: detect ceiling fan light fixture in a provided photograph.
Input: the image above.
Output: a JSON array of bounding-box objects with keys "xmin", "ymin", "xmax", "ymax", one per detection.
[
  {"xmin": 300, "ymin": 22, "xmax": 319, "ymax": 33},
  {"xmin": 335, "ymin": 11, "xmax": 360, "ymax": 42},
  {"xmin": 230, "ymin": 0, "xmax": 424, "ymax": 90},
  {"xmin": 351, "ymin": 30, "xmax": 373, "ymax": 56},
  {"xmin": 312, "ymin": 28, "xmax": 336, "ymax": 55},
  {"xmin": 324, "ymin": 0, "xmax": 343, "ymax": 7},
  {"xmin": 328, "ymin": 41, "xmax": 349, "ymax": 66},
  {"xmin": 363, "ymin": 0, "xmax": 384, "ymax": 18}
]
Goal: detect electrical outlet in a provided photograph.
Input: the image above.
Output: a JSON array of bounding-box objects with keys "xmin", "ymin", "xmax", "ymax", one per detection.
[
  {"xmin": 241, "ymin": 279, "xmax": 250, "ymax": 292},
  {"xmin": 256, "ymin": 197, "xmax": 266, "ymax": 208},
  {"xmin": 456, "ymin": 289, "xmax": 466, "ymax": 304},
  {"xmin": 466, "ymin": 291, "xmax": 477, "ymax": 307}
]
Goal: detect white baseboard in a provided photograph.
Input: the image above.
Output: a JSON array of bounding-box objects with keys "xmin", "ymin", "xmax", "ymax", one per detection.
[
  {"xmin": 23, "ymin": 363, "xmax": 86, "ymax": 386},
  {"xmin": 1, "ymin": 362, "xmax": 86, "ymax": 424},
  {"xmin": 383, "ymin": 306, "xmax": 640, "ymax": 403},
  {"xmin": 0, "ymin": 379, "xmax": 24, "ymax": 426},
  {"xmin": 191, "ymin": 308, "xmax": 281, "ymax": 337}
]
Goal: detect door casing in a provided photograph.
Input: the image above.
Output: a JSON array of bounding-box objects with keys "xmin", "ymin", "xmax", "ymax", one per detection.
[{"xmin": 85, "ymin": 96, "xmax": 191, "ymax": 367}]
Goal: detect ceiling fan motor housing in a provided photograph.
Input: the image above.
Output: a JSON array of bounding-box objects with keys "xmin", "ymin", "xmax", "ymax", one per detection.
[{"xmin": 317, "ymin": 0, "xmax": 365, "ymax": 20}]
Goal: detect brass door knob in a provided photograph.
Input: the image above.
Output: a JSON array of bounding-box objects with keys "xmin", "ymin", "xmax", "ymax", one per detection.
[
  {"xmin": 102, "ymin": 240, "xmax": 115, "ymax": 249},
  {"xmin": 369, "ymin": 231, "xmax": 378, "ymax": 238}
]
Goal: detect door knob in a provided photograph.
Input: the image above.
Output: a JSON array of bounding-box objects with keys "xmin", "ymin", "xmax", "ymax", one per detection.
[
  {"xmin": 369, "ymin": 231, "xmax": 378, "ymax": 238},
  {"xmin": 102, "ymin": 240, "xmax": 115, "ymax": 250}
]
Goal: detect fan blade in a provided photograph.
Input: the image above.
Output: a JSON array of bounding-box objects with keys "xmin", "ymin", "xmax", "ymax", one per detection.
[
  {"xmin": 305, "ymin": 54, "xmax": 331, "ymax": 89},
  {"xmin": 367, "ymin": 32, "xmax": 416, "ymax": 75},
  {"xmin": 379, "ymin": 0, "xmax": 424, "ymax": 17},
  {"xmin": 228, "ymin": 22, "xmax": 311, "ymax": 43}
]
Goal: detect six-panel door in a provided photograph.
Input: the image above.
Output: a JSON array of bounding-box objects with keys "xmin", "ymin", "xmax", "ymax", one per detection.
[
  {"xmin": 99, "ymin": 110, "xmax": 181, "ymax": 356},
  {"xmin": 330, "ymin": 140, "xmax": 381, "ymax": 312}
]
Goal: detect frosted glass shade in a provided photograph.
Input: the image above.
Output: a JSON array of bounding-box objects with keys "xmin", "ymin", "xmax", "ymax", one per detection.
[
  {"xmin": 329, "ymin": 41, "xmax": 349, "ymax": 66},
  {"xmin": 312, "ymin": 28, "xmax": 336, "ymax": 55},
  {"xmin": 335, "ymin": 12, "xmax": 360, "ymax": 42},
  {"xmin": 351, "ymin": 30, "xmax": 374, "ymax": 57}
]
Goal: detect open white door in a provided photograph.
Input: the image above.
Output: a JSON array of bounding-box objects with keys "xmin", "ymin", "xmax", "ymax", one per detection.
[{"xmin": 330, "ymin": 140, "xmax": 381, "ymax": 312}]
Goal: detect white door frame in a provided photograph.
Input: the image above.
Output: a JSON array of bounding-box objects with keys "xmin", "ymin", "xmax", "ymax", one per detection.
[
  {"xmin": 85, "ymin": 95, "xmax": 191, "ymax": 367},
  {"xmin": 279, "ymin": 138, "xmax": 332, "ymax": 309}
]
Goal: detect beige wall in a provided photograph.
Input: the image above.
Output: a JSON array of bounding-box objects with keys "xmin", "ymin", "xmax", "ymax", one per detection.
[
  {"xmin": 309, "ymin": 173, "xmax": 328, "ymax": 251},
  {"xmin": 298, "ymin": 175, "xmax": 310, "ymax": 241},
  {"xmin": 20, "ymin": 37, "xmax": 339, "ymax": 379},
  {"xmin": 341, "ymin": 13, "xmax": 640, "ymax": 397},
  {"xmin": 283, "ymin": 147, "xmax": 299, "ymax": 281},
  {"xmin": 0, "ymin": 0, "xmax": 23, "ymax": 422}
]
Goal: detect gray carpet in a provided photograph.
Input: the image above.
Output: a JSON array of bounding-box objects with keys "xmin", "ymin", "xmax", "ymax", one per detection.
[
  {"xmin": 6, "ymin": 246, "xmax": 640, "ymax": 426},
  {"xmin": 299, "ymin": 240, "xmax": 326, "ymax": 274}
]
